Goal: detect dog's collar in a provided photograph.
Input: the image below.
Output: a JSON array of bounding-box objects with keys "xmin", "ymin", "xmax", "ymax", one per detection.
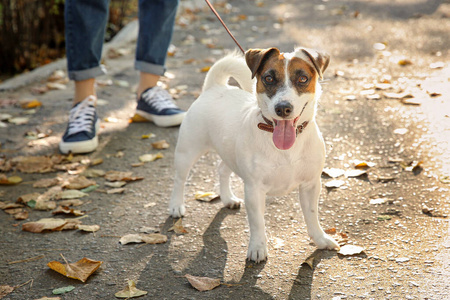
[{"xmin": 257, "ymin": 114, "xmax": 309, "ymax": 136}]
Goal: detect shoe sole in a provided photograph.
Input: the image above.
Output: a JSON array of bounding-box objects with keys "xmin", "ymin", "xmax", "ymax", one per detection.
[
  {"xmin": 135, "ymin": 110, "xmax": 186, "ymax": 127},
  {"xmin": 59, "ymin": 120, "xmax": 100, "ymax": 154}
]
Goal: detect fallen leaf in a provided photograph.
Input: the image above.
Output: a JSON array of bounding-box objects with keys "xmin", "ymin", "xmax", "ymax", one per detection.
[
  {"xmin": 11, "ymin": 156, "xmax": 53, "ymax": 173},
  {"xmin": 119, "ymin": 233, "xmax": 167, "ymax": 245},
  {"xmin": 58, "ymin": 199, "xmax": 84, "ymax": 207},
  {"xmin": 322, "ymin": 168, "xmax": 345, "ymax": 178},
  {"xmin": 151, "ymin": 140, "xmax": 170, "ymax": 149},
  {"xmin": 52, "ymin": 286, "xmax": 75, "ymax": 295},
  {"xmin": 104, "ymin": 171, "xmax": 143, "ymax": 182},
  {"xmin": 377, "ymin": 215, "xmax": 392, "ymax": 221},
  {"xmin": 168, "ymin": 218, "xmax": 188, "ymax": 234},
  {"xmin": 14, "ymin": 210, "xmax": 29, "ymax": 220},
  {"xmin": 302, "ymin": 256, "xmax": 315, "ymax": 269},
  {"xmin": 77, "ymin": 224, "xmax": 100, "ymax": 232},
  {"xmin": 18, "ymin": 193, "xmax": 41, "ymax": 206},
  {"xmin": 185, "ymin": 274, "xmax": 221, "ymax": 291},
  {"xmin": 194, "ymin": 191, "xmax": 219, "ymax": 202},
  {"xmin": 345, "ymin": 169, "xmax": 367, "ymax": 178},
  {"xmin": 0, "ymin": 285, "xmax": 14, "ymax": 298},
  {"xmin": 398, "ymin": 59, "xmax": 412, "ymax": 66},
  {"xmin": 338, "ymin": 245, "xmax": 365, "ymax": 256},
  {"xmin": 105, "ymin": 181, "xmax": 127, "ymax": 188},
  {"xmin": 325, "ymin": 179, "xmax": 345, "ymax": 188},
  {"xmin": 107, "ymin": 188, "xmax": 126, "ymax": 194},
  {"xmin": 81, "ymin": 169, "xmax": 106, "ymax": 178},
  {"xmin": 383, "ymin": 91, "xmax": 413, "ymax": 99},
  {"xmin": 130, "ymin": 114, "xmax": 150, "ymax": 123},
  {"xmin": 324, "ymin": 228, "xmax": 337, "ymax": 234},
  {"xmin": 8, "ymin": 117, "xmax": 29, "ymax": 125},
  {"xmin": 33, "ymin": 178, "xmax": 59, "ymax": 188},
  {"xmin": 52, "ymin": 206, "xmax": 85, "ymax": 216},
  {"xmin": 64, "ymin": 176, "xmax": 96, "ymax": 190},
  {"xmin": 48, "ymin": 256, "xmax": 102, "ymax": 282},
  {"xmin": 34, "ymin": 200, "xmax": 57, "ymax": 211},
  {"xmin": 47, "ymin": 82, "xmax": 67, "ymax": 90},
  {"xmin": 353, "ymin": 160, "xmax": 376, "ymax": 169},
  {"xmin": 20, "ymin": 99, "xmax": 42, "ymax": 109},
  {"xmin": 35, "ymin": 297, "xmax": 61, "ymax": 300},
  {"xmin": 139, "ymin": 153, "xmax": 164, "ymax": 163},
  {"xmin": 22, "ymin": 218, "xmax": 67, "ymax": 233},
  {"xmin": 0, "ymin": 175, "xmax": 23, "ymax": 185},
  {"xmin": 115, "ymin": 280, "xmax": 147, "ymax": 298},
  {"xmin": 200, "ymin": 66, "xmax": 211, "ymax": 73},
  {"xmin": 80, "ymin": 184, "xmax": 99, "ymax": 193},
  {"xmin": 141, "ymin": 133, "xmax": 156, "ymax": 139},
  {"xmin": 90, "ymin": 158, "xmax": 103, "ymax": 166},
  {"xmin": 59, "ymin": 190, "xmax": 88, "ymax": 199},
  {"xmin": 401, "ymin": 160, "xmax": 423, "ymax": 172},
  {"xmin": 4, "ymin": 208, "xmax": 23, "ymax": 215}
]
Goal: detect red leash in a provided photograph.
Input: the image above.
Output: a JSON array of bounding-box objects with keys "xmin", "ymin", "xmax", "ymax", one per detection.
[{"xmin": 204, "ymin": 0, "xmax": 246, "ymax": 54}]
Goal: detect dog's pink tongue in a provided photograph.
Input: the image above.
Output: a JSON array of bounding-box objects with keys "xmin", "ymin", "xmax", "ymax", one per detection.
[{"xmin": 273, "ymin": 120, "xmax": 296, "ymax": 150}]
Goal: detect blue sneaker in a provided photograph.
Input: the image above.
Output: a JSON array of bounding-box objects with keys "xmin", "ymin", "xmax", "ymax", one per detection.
[
  {"xmin": 59, "ymin": 96, "xmax": 100, "ymax": 154},
  {"xmin": 135, "ymin": 86, "xmax": 186, "ymax": 127}
]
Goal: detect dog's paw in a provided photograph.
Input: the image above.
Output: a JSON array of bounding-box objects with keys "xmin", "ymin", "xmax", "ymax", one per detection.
[
  {"xmin": 247, "ymin": 241, "xmax": 268, "ymax": 263},
  {"xmin": 313, "ymin": 234, "xmax": 340, "ymax": 251},
  {"xmin": 222, "ymin": 196, "xmax": 243, "ymax": 209},
  {"xmin": 169, "ymin": 204, "xmax": 186, "ymax": 218}
]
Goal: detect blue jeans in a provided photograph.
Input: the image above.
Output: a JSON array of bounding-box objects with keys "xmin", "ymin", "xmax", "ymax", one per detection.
[{"xmin": 65, "ymin": 0, "xmax": 179, "ymax": 81}]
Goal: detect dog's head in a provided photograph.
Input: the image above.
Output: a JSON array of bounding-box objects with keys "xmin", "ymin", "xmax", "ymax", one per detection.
[{"xmin": 245, "ymin": 47, "xmax": 329, "ymax": 150}]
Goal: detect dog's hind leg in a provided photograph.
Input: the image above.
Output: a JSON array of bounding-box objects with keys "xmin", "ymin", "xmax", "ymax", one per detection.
[
  {"xmin": 218, "ymin": 161, "xmax": 243, "ymax": 209},
  {"xmin": 169, "ymin": 144, "xmax": 207, "ymax": 218},
  {"xmin": 299, "ymin": 179, "xmax": 340, "ymax": 250}
]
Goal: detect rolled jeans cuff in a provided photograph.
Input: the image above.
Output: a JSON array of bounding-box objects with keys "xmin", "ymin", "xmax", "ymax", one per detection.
[
  {"xmin": 135, "ymin": 60, "xmax": 166, "ymax": 76},
  {"xmin": 68, "ymin": 65, "xmax": 107, "ymax": 81}
]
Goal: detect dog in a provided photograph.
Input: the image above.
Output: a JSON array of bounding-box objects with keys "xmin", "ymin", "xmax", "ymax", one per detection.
[{"xmin": 169, "ymin": 47, "xmax": 339, "ymax": 262}]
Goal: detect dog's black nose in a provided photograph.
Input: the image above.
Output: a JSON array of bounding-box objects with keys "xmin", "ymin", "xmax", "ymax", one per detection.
[{"xmin": 275, "ymin": 101, "xmax": 293, "ymax": 118}]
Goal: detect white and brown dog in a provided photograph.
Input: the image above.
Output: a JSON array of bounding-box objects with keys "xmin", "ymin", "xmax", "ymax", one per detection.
[{"xmin": 169, "ymin": 47, "xmax": 339, "ymax": 262}]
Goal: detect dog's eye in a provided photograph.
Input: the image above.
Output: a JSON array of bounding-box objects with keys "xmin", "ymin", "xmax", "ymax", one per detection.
[
  {"xmin": 263, "ymin": 75, "xmax": 274, "ymax": 84},
  {"xmin": 298, "ymin": 75, "xmax": 308, "ymax": 84}
]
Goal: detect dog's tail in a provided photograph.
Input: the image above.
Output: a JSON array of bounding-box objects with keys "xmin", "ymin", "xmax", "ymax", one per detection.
[{"xmin": 202, "ymin": 52, "xmax": 254, "ymax": 93}]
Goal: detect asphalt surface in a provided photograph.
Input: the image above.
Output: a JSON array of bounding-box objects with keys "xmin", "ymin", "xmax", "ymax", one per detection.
[{"xmin": 1, "ymin": 0, "xmax": 449, "ymax": 299}]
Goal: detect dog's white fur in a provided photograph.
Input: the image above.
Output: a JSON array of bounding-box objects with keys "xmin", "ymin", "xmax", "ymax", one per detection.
[{"xmin": 169, "ymin": 49, "xmax": 339, "ymax": 262}]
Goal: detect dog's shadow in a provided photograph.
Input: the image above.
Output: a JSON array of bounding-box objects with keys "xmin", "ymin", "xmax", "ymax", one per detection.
[{"xmin": 138, "ymin": 207, "xmax": 273, "ymax": 298}]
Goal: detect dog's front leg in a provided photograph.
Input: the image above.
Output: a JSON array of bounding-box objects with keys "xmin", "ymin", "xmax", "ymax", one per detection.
[
  {"xmin": 244, "ymin": 184, "xmax": 268, "ymax": 262},
  {"xmin": 299, "ymin": 180, "xmax": 339, "ymax": 250}
]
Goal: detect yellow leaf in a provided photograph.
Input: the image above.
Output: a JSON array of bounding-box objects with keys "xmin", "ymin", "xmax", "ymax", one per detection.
[
  {"xmin": 47, "ymin": 256, "xmax": 102, "ymax": 282},
  {"xmin": 168, "ymin": 218, "xmax": 188, "ymax": 234},
  {"xmin": 0, "ymin": 175, "xmax": 23, "ymax": 185},
  {"xmin": 200, "ymin": 66, "xmax": 211, "ymax": 73},
  {"xmin": 194, "ymin": 191, "xmax": 219, "ymax": 202},
  {"xmin": 139, "ymin": 153, "xmax": 164, "ymax": 162},
  {"xmin": 130, "ymin": 114, "xmax": 150, "ymax": 123},
  {"xmin": 115, "ymin": 280, "xmax": 147, "ymax": 298},
  {"xmin": 21, "ymin": 99, "xmax": 42, "ymax": 109},
  {"xmin": 151, "ymin": 140, "xmax": 170, "ymax": 150}
]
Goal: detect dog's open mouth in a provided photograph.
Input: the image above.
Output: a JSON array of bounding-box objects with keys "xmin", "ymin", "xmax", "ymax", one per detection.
[{"xmin": 272, "ymin": 115, "xmax": 300, "ymax": 150}]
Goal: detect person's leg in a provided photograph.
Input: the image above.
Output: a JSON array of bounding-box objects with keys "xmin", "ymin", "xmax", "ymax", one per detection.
[
  {"xmin": 134, "ymin": 0, "xmax": 185, "ymax": 127},
  {"xmin": 60, "ymin": 0, "xmax": 109, "ymax": 154}
]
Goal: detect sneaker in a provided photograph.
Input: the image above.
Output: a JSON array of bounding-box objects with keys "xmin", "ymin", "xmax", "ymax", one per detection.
[
  {"xmin": 59, "ymin": 95, "xmax": 100, "ymax": 154},
  {"xmin": 135, "ymin": 86, "xmax": 186, "ymax": 127}
]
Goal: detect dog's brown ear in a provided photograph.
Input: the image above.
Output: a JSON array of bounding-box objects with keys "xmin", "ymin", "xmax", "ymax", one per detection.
[
  {"xmin": 245, "ymin": 48, "xmax": 280, "ymax": 79},
  {"xmin": 300, "ymin": 48, "xmax": 330, "ymax": 80}
]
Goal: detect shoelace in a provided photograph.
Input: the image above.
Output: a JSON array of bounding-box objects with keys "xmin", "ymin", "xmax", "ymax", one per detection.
[
  {"xmin": 141, "ymin": 86, "xmax": 178, "ymax": 112},
  {"xmin": 66, "ymin": 96, "xmax": 96, "ymax": 136}
]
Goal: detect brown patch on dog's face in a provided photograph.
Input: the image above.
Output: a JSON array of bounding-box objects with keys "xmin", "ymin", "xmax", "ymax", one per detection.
[
  {"xmin": 287, "ymin": 57, "xmax": 317, "ymax": 94},
  {"xmin": 256, "ymin": 53, "xmax": 286, "ymax": 98}
]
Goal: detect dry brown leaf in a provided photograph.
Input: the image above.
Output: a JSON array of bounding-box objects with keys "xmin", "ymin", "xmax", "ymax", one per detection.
[
  {"xmin": 151, "ymin": 140, "xmax": 170, "ymax": 150},
  {"xmin": 185, "ymin": 274, "xmax": 221, "ymax": 291},
  {"xmin": 324, "ymin": 227, "xmax": 337, "ymax": 234},
  {"xmin": 81, "ymin": 169, "xmax": 106, "ymax": 178},
  {"xmin": 33, "ymin": 178, "xmax": 59, "ymax": 188},
  {"xmin": 22, "ymin": 218, "xmax": 67, "ymax": 233},
  {"xmin": 302, "ymin": 256, "xmax": 315, "ymax": 270},
  {"xmin": 4, "ymin": 208, "xmax": 23, "ymax": 215},
  {"xmin": 14, "ymin": 211, "xmax": 29, "ymax": 220},
  {"xmin": 58, "ymin": 199, "xmax": 84, "ymax": 207},
  {"xmin": 0, "ymin": 285, "xmax": 14, "ymax": 298},
  {"xmin": 47, "ymin": 256, "xmax": 102, "ymax": 282},
  {"xmin": 119, "ymin": 233, "xmax": 167, "ymax": 245},
  {"xmin": 105, "ymin": 171, "xmax": 133, "ymax": 181},
  {"xmin": 59, "ymin": 190, "xmax": 88, "ymax": 200},
  {"xmin": 77, "ymin": 224, "xmax": 100, "ymax": 232},
  {"xmin": 52, "ymin": 206, "xmax": 85, "ymax": 216},
  {"xmin": 11, "ymin": 156, "xmax": 53, "ymax": 173},
  {"xmin": 168, "ymin": 218, "xmax": 188, "ymax": 234},
  {"xmin": 104, "ymin": 181, "xmax": 126, "ymax": 188},
  {"xmin": 107, "ymin": 188, "xmax": 126, "ymax": 194},
  {"xmin": 34, "ymin": 297, "xmax": 61, "ymax": 300},
  {"xmin": 139, "ymin": 153, "xmax": 164, "ymax": 163},
  {"xmin": 34, "ymin": 200, "xmax": 57, "ymax": 211},
  {"xmin": 0, "ymin": 175, "xmax": 23, "ymax": 185},
  {"xmin": 115, "ymin": 280, "xmax": 148, "ymax": 298},
  {"xmin": 64, "ymin": 176, "xmax": 96, "ymax": 190}
]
